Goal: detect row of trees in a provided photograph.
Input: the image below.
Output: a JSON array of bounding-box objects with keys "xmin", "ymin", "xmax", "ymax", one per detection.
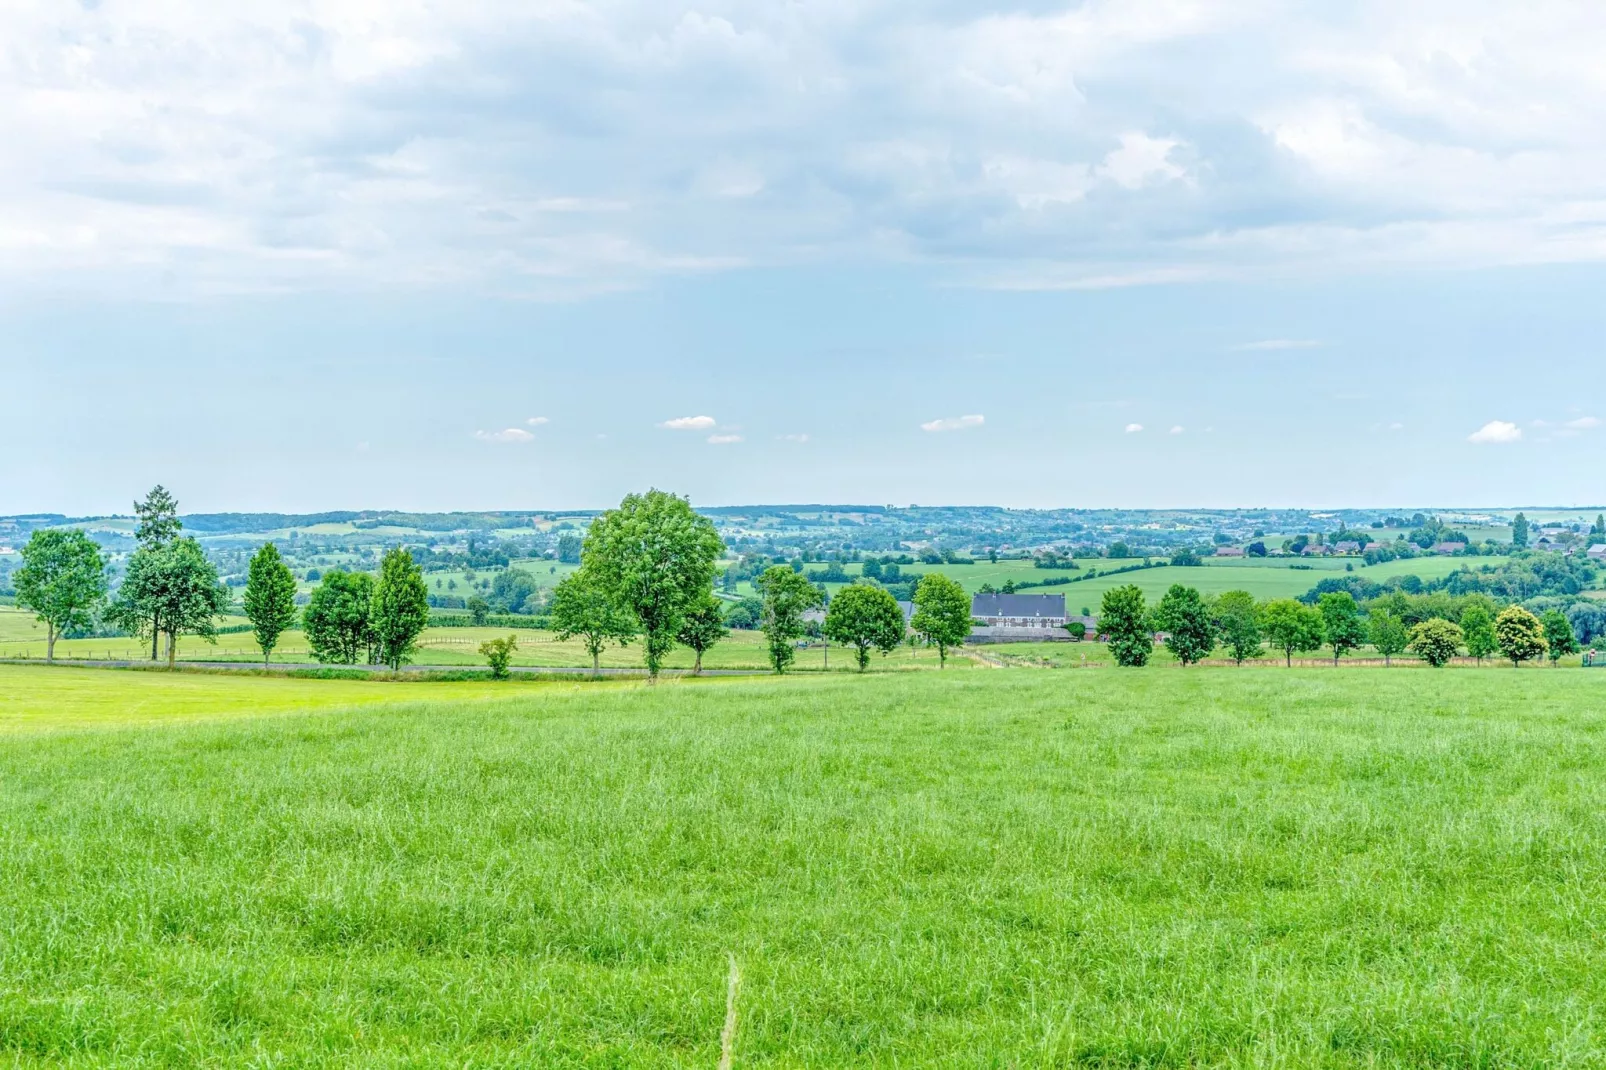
[
  {"xmin": 543, "ymin": 490, "xmax": 980, "ymax": 676},
  {"xmin": 12, "ymin": 486, "xmax": 434, "ymax": 671},
  {"xmin": 1098, "ymin": 584, "xmax": 1574, "ymax": 669},
  {"xmin": 13, "ymin": 487, "xmax": 234, "ymax": 666}
]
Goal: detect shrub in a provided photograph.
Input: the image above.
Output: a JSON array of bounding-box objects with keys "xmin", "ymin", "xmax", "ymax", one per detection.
[{"xmin": 479, "ymin": 634, "xmax": 518, "ymax": 679}]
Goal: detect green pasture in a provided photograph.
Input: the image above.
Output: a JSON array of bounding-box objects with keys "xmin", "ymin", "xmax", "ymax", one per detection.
[
  {"xmin": 735, "ymin": 553, "xmax": 1527, "ymax": 605},
  {"xmin": 1, "ymin": 666, "xmax": 1605, "ymax": 1063},
  {"xmin": 0, "ymin": 665, "xmax": 529, "ymax": 731},
  {"xmin": 0, "ymin": 608, "xmax": 960, "ymax": 672}
]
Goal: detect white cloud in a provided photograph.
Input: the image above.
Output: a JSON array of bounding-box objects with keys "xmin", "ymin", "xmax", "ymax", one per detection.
[
  {"xmin": 1169, "ymin": 425, "xmax": 1184, "ymax": 435},
  {"xmin": 9, "ymin": 2, "xmax": 1606, "ymax": 296},
  {"xmin": 778, "ymin": 433, "xmax": 810, "ymax": 442},
  {"xmin": 1566, "ymin": 416, "xmax": 1601, "ymax": 429},
  {"xmin": 920, "ymin": 414, "xmax": 985, "ymax": 433},
  {"xmin": 1125, "ymin": 423, "xmax": 1144, "ymax": 433},
  {"xmin": 1232, "ymin": 339, "xmax": 1324, "ymax": 352},
  {"xmin": 659, "ymin": 415, "xmax": 716, "ymax": 431},
  {"xmin": 1468, "ymin": 420, "xmax": 1522, "ymax": 444},
  {"xmin": 526, "ymin": 416, "xmax": 549, "ymax": 426},
  {"xmin": 707, "ymin": 433, "xmax": 743, "ymax": 444},
  {"xmin": 1098, "ymin": 132, "xmax": 1185, "ymax": 189},
  {"xmin": 474, "ymin": 428, "xmax": 535, "ymax": 444}
]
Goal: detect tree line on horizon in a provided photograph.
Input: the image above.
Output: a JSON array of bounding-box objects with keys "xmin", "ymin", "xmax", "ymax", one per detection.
[
  {"xmin": 1096, "ymin": 582, "xmax": 1575, "ymax": 669},
  {"xmin": 11, "ymin": 485, "xmax": 980, "ymax": 677}
]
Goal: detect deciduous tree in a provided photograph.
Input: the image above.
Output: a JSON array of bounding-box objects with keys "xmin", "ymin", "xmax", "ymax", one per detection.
[
  {"xmin": 1213, "ymin": 589, "xmax": 1262, "ymax": 665},
  {"xmin": 1460, "ymin": 604, "xmax": 1498, "ymax": 665},
  {"xmin": 1368, "ymin": 609, "xmax": 1409, "ymax": 666},
  {"xmin": 675, "ymin": 590, "xmax": 729, "ymax": 674},
  {"xmin": 1260, "ymin": 599, "xmax": 1324, "ymax": 666},
  {"xmin": 1408, "ymin": 618, "xmax": 1463, "ymax": 667},
  {"xmin": 1541, "ymin": 609, "xmax": 1579, "ymax": 666},
  {"xmin": 583, "ymin": 490, "xmax": 724, "ymax": 678},
  {"xmin": 467, "ymin": 595, "xmax": 491, "ymax": 626},
  {"xmin": 910, "ymin": 573, "xmax": 972, "ymax": 668},
  {"xmin": 479, "ymin": 634, "xmax": 518, "ymax": 679},
  {"xmin": 243, "ymin": 542, "xmax": 299, "ymax": 666},
  {"xmin": 303, "ymin": 570, "xmax": 375, "ymax": 665},
  {"xmin": 1154, "ymin": 584, "xmax": 1214, "ymax": 665},
  {"xmin": 1495, "ymin": 606, "xmax": 1547, "ymax": 667},
  {"xmin": 550, "ymin": 570, "xmax": 634, "ymax": 675},
  {"xmin": 371, "ymin": 548, "xmax": 430, "ymax": 670},
  {"xmin": 111, "ymin": 537, "xmax": 230, "ymax": 668},
  {"xmin": 756, "ymin": 565, "xmax": 823, "ymax": 673},
  {"xmin": 1100, "ymin": 585, "xmax": 1153, "ymax": 667},
  {"xmin": 14, "ymin": 529, "xmax": 108, "ymax": 663},
  {"xmin": 824, "ymin": 584, "xmax": 906, "ymax": 671},
  {"xmin": 1318, "ymin": 591, "xmax": 1366, "ymax": 664}
]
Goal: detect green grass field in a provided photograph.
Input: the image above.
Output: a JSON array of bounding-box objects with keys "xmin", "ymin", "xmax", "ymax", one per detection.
[
  {"xmin": 731, "ymin": 555, "xmax": 1522, "ymax": 608},
  {"xmin": 1, "ymin": 664, "xmax": 1604, "ymax": 1065}
]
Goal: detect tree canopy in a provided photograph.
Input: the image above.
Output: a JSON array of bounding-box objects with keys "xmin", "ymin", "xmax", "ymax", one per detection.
[
  {"xmin": 1495, "ymin": 606, "xmax": 1547, "ymax": 667},
  {"xmin": 243, "ymin": 542, "xmax": 299, "ymax": 666},
  {"xmin": 371, "ymin": 548, "xmax": 430, "ymax": 670},
  {"xmin": 583, "ymin": 490, "xmax": 724, "ymax": 678},
  {"xmin": 303, "ymin": 570, "xmax": 376, "ymax": 665},
  {"xmin": 824, "ymin": 584, "xmax": 906, "ymax": 672},
  {"xmin": 1154, "ymin": 584, "xmax": 1213, "ymax": 665},
  {"xmin": 756, "ymin": 565, "xmax": 823, "ymax": 673},
  {"xmin": 14, "ymin": 529, "xmax": 108, "ymax": 663},
  {"xmin": 1260, "ymin": 599, "xmax": 1324, "ymax": 666},
  {"xmin": 550, "ymin": 570, "xmax": 635, "ymax": 675},
  {"xmin": 1100, "ymin": 585, "xmax": 1152, "ymax": 667},
  {"xmin": 910, "ymin": 573, "xmax": 972, "ymax": 668}
]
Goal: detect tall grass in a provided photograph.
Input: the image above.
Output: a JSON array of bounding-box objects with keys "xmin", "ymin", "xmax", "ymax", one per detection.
[{"xmin": 0, "ymin": 668, "xmax": 1603, "ymax": 1064}]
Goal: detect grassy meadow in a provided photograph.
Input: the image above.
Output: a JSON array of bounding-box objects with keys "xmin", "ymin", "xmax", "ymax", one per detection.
[
  {"xmin": 732, "ymin": 554, "xmax": 1519, "ymax": 608},
  {"xmin": 0, "ymin": 608, "xmax": 959, "ymax": 672},
  {"xmin": 1, "ymin": 664, "xmax": 1606, "ymax": 1064}
]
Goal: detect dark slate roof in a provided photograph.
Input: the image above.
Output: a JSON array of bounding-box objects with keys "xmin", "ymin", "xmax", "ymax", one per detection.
[{"xmin": 971, "ymin": 593, "xmax": 1067, "ymax": 618}]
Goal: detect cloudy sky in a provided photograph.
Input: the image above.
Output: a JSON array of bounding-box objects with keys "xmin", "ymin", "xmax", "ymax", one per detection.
[{"xmin": 4, "ymin": 0, "xmax": 1606, "ymax": 513}]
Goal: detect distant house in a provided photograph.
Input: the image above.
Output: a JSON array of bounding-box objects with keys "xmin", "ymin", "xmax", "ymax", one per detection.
[
  {"xmin": 1534, "ymin": 536, "xmax": 1568, "ymax": 553},
  {"xmin": 1300, "ymin": 543, "xmax": 1328, "ymax": 556},
  {"xmin": 1213, "ymin": 546, "xmax": 1245, "ymax": 557},
  {"xmin": 1588, "ymin": 545, "xmax": 1606, "ymax": 561},
  {"xmin": 1333, "ymin": 541, "xmax": 1361, "ymax": 555},
  {"xmin": 1432, "ymin": 542, "xmax": 1465, "ymax": 555},
  {"xmin": 971, "ymin": 593, "xmax": 1067, "ymax": 626},
  {"xmin": 1363, "ymin": 542, "xmax": 1383, "ymax": 552}
]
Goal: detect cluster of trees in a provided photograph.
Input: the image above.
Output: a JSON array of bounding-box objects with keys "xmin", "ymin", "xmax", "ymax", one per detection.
[
  {"xmin": 545, "ymin": 491, "xmax": 984, "ymax": 677},
  {"xmin": 1099, "ymin": 583, "xmax": 1576, "ymax": 669},
  {"xmin": 294, "ymin": 548, "xmax": 431, "ymax": 669},
  {"xmin": 16, "ymin": 485, "xmax": 436, "ymax": 671},
  {"xmin": 12, "ymin": 487, "xmax": 235, "ymax": 666}
]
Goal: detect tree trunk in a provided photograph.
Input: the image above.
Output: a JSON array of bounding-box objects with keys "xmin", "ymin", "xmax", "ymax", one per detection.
[
  {"xmin": 592, "ymin": 650, "xmax": 600, "ymax": 676},
  {"xmin": 694, "ymin": 650, "xmax": 703, "ymax": 675},
  {"xmin": 1285, "ymin": 648, "xmax": 1292, "ymax": 667},
  {"xmin": 166, "ymin": 631, "xmax": 176, "ymax": 669},
  {"xmin": 151, "ymin": 614, "xmax": 160, "ymax": 661},
  {"xmin": 46, "ymin": 622, "xmax": 55, "ymax": 664}
]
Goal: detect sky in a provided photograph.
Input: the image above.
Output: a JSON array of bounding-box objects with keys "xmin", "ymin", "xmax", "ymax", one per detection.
[{"xmin": 3, "ymin": 0, "xmax": 1606, "ymax": 514}]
